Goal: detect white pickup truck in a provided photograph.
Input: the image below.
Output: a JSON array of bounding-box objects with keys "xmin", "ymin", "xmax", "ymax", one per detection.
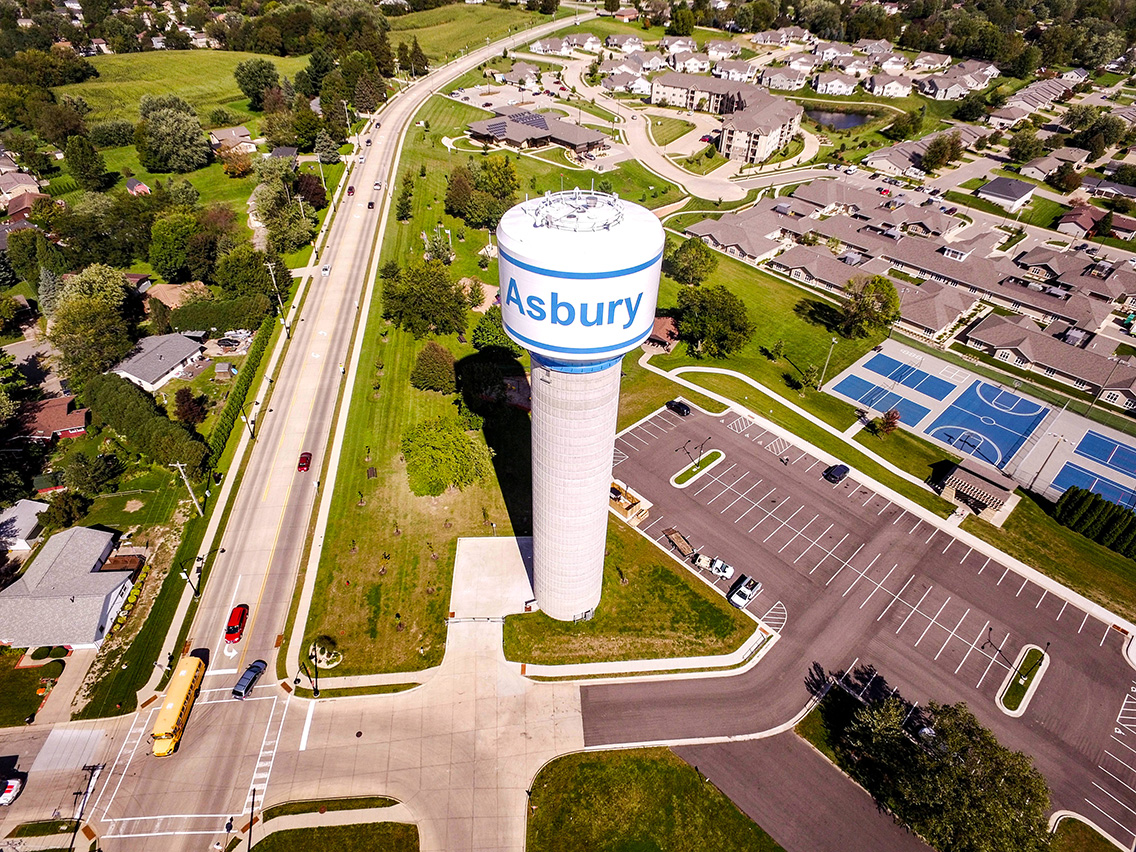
[{"xmin": 728, "ymin": 575, "xmax": 762, "ymax": 608}]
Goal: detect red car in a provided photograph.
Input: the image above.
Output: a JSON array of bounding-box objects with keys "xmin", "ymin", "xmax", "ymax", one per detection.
[
  {"xmin": 347, "ymin": 186, "xmax": 355, "ymax": 196},
  {"xmin": 297, "ymin": 452, "xmax": 312, "ymax": 472},
  {"xmin": 225, "ymin": 604, "xmax": 249, "ymax": 644}
]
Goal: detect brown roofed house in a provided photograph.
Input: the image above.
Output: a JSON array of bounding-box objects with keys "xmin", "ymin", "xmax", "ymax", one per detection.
[
  {"xmin": 647, "ymin": 316, "xmax": 679, "ymax": 352},
  {"xmin": 16, "ymin": 396, "xmax": 90, "ymax": 443}
]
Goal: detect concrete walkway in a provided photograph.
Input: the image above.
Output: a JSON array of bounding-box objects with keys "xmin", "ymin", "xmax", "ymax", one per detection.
[{"xmin": 249, "ymin": 802, "xmax": 415, "ymax": 845}]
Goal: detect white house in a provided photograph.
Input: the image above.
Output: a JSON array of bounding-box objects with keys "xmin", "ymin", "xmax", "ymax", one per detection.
[
  {"xmin": 877, "ymin": 53, "xmax": 909, "ymax": 75},
  {"xmin": 112, "ymin": 333, "xmax": 204, "ymax": 393},
  {"xmin": 832, "ymin": 55, "xmax": 872, "ymax": 77},
  {"xmin": 0, "ymin": 500, "xmax": 48, "ymax": 551},
  {"xmin": 670, "ymin": 51, "xmax": 711, "ymax": 73},
  {"xmin": 1062, "ymin": 67, "xmax": 1090, "ymax": 83},
  {"xmin": 854, "ymin": 38, "xmax": 893, "ymax": 55},
  {"xmin": 658, "ymin": 35, "xmax": 696, "ymax": 54},
  {"xmin": 706, "ymin": 39, "xmax": 740, "ymax": 60},
  {"xmin": 713, "ymin": 60, "xmax": 756, "ymax": 82},
  {"xmin": 529, "ymin": 37, "xmax": 570, "ymax": 56},
  {"xmin": 919, "ymin": 75, "xmax": 970, "ymax": 100},
  {"xmin": 0, "ymin": 527, "xmax": 131, "ymax": 649},
  {"xmin": 763, "ymin": 68, "xmax": 808, "ymax": 90},
  {"xmin": 814, "ymin": 72, "xmax": 857, "ymax": 96},
  {"xmin": 976, "ymin": 176, "xmax": 1035, "ymax": 213},
  {"xmin": 564, "ymin": 33, "xmax": 602, "ymax": 53},
  {"xmin": 865, "ymin": 73, "xmax": 912, "ymax": 98},
  {"xmin": 912, "ymin": 52, "xmax": 950, "ymax": 71},
  {"xmin": 788, "ymin": 52, "xmax": 822, "ymax": 71},
  {"xmin": 814, "ymin": 41, "xmax": 854, "ymax": 63},
  {"xmin": 605, "ymin": 34, "xmax": 644, "ymax": 53}
]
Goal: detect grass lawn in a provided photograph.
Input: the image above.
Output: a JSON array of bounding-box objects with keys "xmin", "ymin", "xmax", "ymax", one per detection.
[
  {"xmin": 98, "ymin": 146, "xmax": 259, "ymax": 218},
  {"xmin": 677, "ymin": 146, "xmax": 729, "ymax": 175},
  {"xmin": 553, "ymin": 18, "xmax": 669, "ymax": 44},
  {"xmin": 263, "ymin": 797, "xmax": 397, "ymax": 822},
  {"xmin": 854, "ymin": 427, "xmax": 960, "ymax": 490},
  {"xmin": 6, "ymin": 819, "xmax": 78, "ymax": 837},
  {"xmin": 943, "ymin": 189, "xmax": 1017, "ymax": 219},
  {"xmin": 650, "ymin": 115, "xmax": 696, "ymax": 147},
  {"xmin": 54, "ymin": 51, "xmax": 308, "ymax": 125},
  {"xmin": 81, "ymin": 469, "xmax": 179, "ymax": 533},
  {"xmin": 527, "ymin": 748, "xmax": 785, "ymax": 852},
  {"xmin": 616, "ymin": 352, "xmax": 726, "ymax": 430},
  {"xmin": 1000, "ymin": 647, "xmax": 1044, "ymax": 710},
  {"xmin": 1021, "ymin": 196, "xmax": 1072, "ymax": 230},
  {"xmin": 959, "ymin": 177, "xmax": 987, "ymax": 190},
  {"xmin": 0, "ymin": 650, "xmax": 63, "ymax": 727},
  {"xmin": 1052, "ymin": 819, "xmax": 1119, "ymax": 852},
  {"xmin": 387, "ymin": 5, "xmax": 566, "ymax": 64},
  {"xmin": 963, "ymin": 492, "xmax": 1136, "ymax": 623},
  {"xmin": 250, "ymin": 822, "xmax": 418, "ymax": 852},
  {"xmin": 675, "ymin": 450, "xmax": 722, "ymax": 484},
  {"xmin": 502, "ymin": 516, "xmax": 754, "ymax": 665}
]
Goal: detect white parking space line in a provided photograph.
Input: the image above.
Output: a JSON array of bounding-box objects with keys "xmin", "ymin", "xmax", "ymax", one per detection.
[
  {"xmin": 910, "ymin": 519, "xmax": 921, "ymax": 534},
  {"xmin": 877, "ymin": 501, "xmax": 889, "ymax": 515},
  {"xmin": 1083, "ymin": 798, "xmax": 1135, "ymax": 838},
  {"xmin": 793, "ymin": 522, "xmax": 832, "ymax": 564},
  {"xmin": 859, "ymin": 564, "xmax": 896, "ymax": 608},
  {"xmin": 616, "ymin": 437, "xmax": 639, "ymax": 453},
  {"xmin": 735, "ymin": 488, "xmax": 775, "ymax": 524},
  {"xmin": 1091, "ymin": 781, "xmax": 1136, "ymax": 819},
  {"xmin": 976, "ymin": 633, "xmax": 1010, "ymax": 689},
  {"xmin": 1103, "ymin": 623, "xmax": 1115, "ymax": 647},
  {"xmin": 706, "ymin": 470, "xmax": 745, "ymax": 505},
  {"xmin": 978, "ymin": 556, "xmax": 991, "ymax": 575},
  {"xmin": 641, "ymin": 517, "xmax": 663, "ymax": 532},
  {"xmin": 914, "ymin": 597, "xmax": 951, "ymax": 648},
  {"xmin": 925, "ymin": 529, "xmax": 937, "ymax": 545},
  {"xmin": 1036, "ymin": 590, "xmax": 1047, "ymax": 609},
  {"xmin": 778, "ymin": 514, "xmax": 818, "ymax": 553},
  {"xmin": 959, "ymin": 547, "xmax": 972, "ymax": 564},
  {"xmin": 892, "ymin": 509, "xmax": 906, "ymax": 526},
  {"xmin": 1016, "ymin": 577, "xmax": 1029, "ymax": 597},
  {"xmin": 935, "ymin": 608, "xmax": 970, "ymax": 660},
  {"xmin": 955, "ymin": 620, "xmax": 990, "ymax": 674},
  {"xmin": 1104, "ymin": 750, "xmax": 1136, "ymax": 777},
  {"xmin": 721, "ymin": 480, "xmax": 762, "ymax": 514},
  {"xmin": 812, "ymin": 539, "xmax": 860, "ymax": 578},
  {"xmin": 862, "ymin": 492, "xmax": 874, "ymax": 507},
  {"xmin": 877, "ymin": 575, "xmax": 914, "ymax": 621},
  {"xmin": 805, "ymin": 459, "xmax": 820, "ymax": 472},
  {"xmin": 695, "ymin": 463, "xmax": 735, "ymax": 496},
  {"xmin": 839, "ymin": 553, "xmax": 880, "ymax": 596},
  {"xmin": 763, "ymin": 505, "xmax": 803, "ymax": 543},
  {"xmin": 942, "ymin": 539, "xmax": 953, "ymax": 555},
  {"xmin": 625, "ymin": 431, "xmax": 651, "ymax": 446},
  {"xmin": 896, "ymin": 585, "xmax": 933, "ymax": 635},
  {"xmin": 1111, "ymin": 735, "xmax": 1136, "ymax": 758},
  {"xmin": 997, "ymin": 566, "xmax": 1010, "ymax": 585},
  {"xmin": 1057, "ymin": 601, "xmax": 1068, "ymax": 621},
  {"xmin": 1080, "ymin": 611, "xmax": 1091, "ymax": 633}
]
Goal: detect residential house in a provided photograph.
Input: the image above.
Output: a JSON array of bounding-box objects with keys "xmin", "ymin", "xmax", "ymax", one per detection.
[
  {"xmin": 1005, "ymin": 77, "xmax": 1072, "ymax": 113},
  {"xmin": 706, "ymin": 39, "xmax": 740, "ymax": 61},
  {"xmin": 651, "ymin": 72, "xmax": 764, "ymax": 112},
  {"xmin": 780, "ymin": 26, "xmax": 812, "ymax": 43},
  {"xmin": 876, "ymin": 53, "xmax": 909, "ymax": 75},
  {"xmin": 975, "ymin": 177, "xmax": 1035, "ymax": 213},
  {"xmin": 919, "ymin": 75, "xmax": 971, "ymax": 100},
  {"xmin": 853, "ymin": 38, "xmax": 893, "ymax": 55},
  {"xmin": 953, "ymin": 59, "xmax": 999, "ymax": 83},
  {"xmin": 602, "ymin": 72, "xmax": 651, "ymax": 95},
  {"xmin": 897, "ymin": 280, "xmax": 981, "ymax": 339},
  {"xmin": 605, "ymin": 34, "xmax": 644, "ymax": 53},
  {"xmin": 669, "ymin": 51, "xmax": 711, "ymax": 73},
  {"xmin": 912, "ymin": 52, "xmax": 950, "ymax": 71},
  {"xmin": 1062, "ymin": 68, "xmax": 1090, "ymax": 83},
  {"xmin": 1057, "ymin": 205, "xmax": 1136, "ymax": 239},
  {"xmin": 7, "ymin": 192, "xmax": 48, "ymax": 223},
  {"xmin": 832, "ymin": 55, "xmax": 873, "ymax": 77},
  {"xmin": 814, "ymin": 41, "xmax": 854, "ymax": 63},
  {"xmin": 813, "ymin": 72, "xmax": 857, "ymax": 96},
  {"xmin": 502, "ymin": 62, "xmax": 540, "ymax": 87},
  {"xmin": 988, "ymin": 106, "xmax": 1030, "ymax": 131},
  {"xmin": 1019, "ymin": 147, "xmax": 1089, "ymax": 181},
  {"xmin": 0, "ymin": 153, "xmax": 19, "ymax": 174},
  {"xmin": 767, "ymin": 244, "xmax": 885, "ymax": 291},
  {"xmin": 865, "ymin": 73, "xmax": 912, "ymax": 98},
  {"xmin": 269, "ymin": 146, "xmax": 299, "ymax": 167},
  {"xmin": 752, "ymin": 29, "xmax": 787, "ymax": 45},
  {"xmin": 1082, "ymin": 177, "xmax": 1136, "ymax": 201},
  {"xmin": 714, "ymin": 60, "xmax": 756, "ymax": 82},
  {"xmin": 613, "ymin": 7, "xmax": 638, "ymax": 22},
  {"xmin": 209, "ymin": 125, "xmax": 255, "ymax": 154},
  {"xmin": 762, "ymin": 67, "xmax": 808, "ymax": 90},
  {"xmin": 787, "ymin": 52, "xmax": 822, "ymax": 72},
  {"xmin": 529, "ymin": 37, "xmax": 570, "ymax": 56},
  {"xmin": 658, "ymin": 36, "xmax": 696, "ymax": 54},
  {"xmin": 0, "ymin": 220, "xmax": 33, "ymax": 252},
  {"xmin": 112, "ymin": 333, "xmax": 204, "ymax": 393},
  {"xmin": 91, "ymin": 37, "xmax": 112, "ymax": 53},
  {"xmin": 563, "ymin": 33, "xmax": 602, "ymax": 53},
  {"xmin": 15, "ymin": 396, "xmax": 89, "ymax": 443},
  {"xmin": 0, "ymin": 500, "xmax": 48, "ymax": 551},
  {"xmin": 0, "ymin": 172, "xmax": 41, "ymax": 209},
  {"xmin": 150, "ymin": 34, "xmax": 165, "ymax": 49},
  {"xmin": 0, "ymin": 527, "xmax": 132, "ymax": 649}
]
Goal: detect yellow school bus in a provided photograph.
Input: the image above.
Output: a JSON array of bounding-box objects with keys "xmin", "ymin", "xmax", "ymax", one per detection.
[{"xmin": 151, "ymin": 656, "xmax": 205, "ymax": 757}]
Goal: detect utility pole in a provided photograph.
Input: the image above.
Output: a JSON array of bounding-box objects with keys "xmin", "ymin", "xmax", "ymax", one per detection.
[
  {"xmin": 265, "ymin": 262, "xmax": 291, "ymax": 339},
  {"xmin": 170, "ymin": 462, "xmax": 203, "ymax": 517},
  {"xmin": 818, "ymin": 336, "xmax": 838, "ymax": 390}
]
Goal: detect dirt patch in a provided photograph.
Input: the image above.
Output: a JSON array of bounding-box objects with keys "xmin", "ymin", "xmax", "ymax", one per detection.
[{"xmin": 124, "ymin": 500, "xmax": 144, "ymax": 513}]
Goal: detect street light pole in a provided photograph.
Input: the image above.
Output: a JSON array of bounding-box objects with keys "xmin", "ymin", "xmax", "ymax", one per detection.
[
  {"xmin": 264, "ymin": 262, "xmax": 291, "ymax": 339},
  {"xmin": 818, "ymin": 337, "xmax": 838, "ymax": 390},
  {"xmin": 178, "ymin": 568, "xmax": 200, "ymax": 598},
  {"xmin": 240, "ymin": 400, "xmax": 259, "ymax": 439}
]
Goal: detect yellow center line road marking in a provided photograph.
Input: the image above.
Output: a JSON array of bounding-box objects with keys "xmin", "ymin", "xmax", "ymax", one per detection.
[{"xmin": 238, "ymin": 501, "xmax": 291, "ymax": 672}]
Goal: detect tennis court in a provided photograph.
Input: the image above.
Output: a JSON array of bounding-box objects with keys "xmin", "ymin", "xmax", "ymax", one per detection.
[
  {"xmin": 924, "ymin": 381, "xmax": 1049, "ymax": 469},
  {"xmin": 831, "ymin": 375, "xmax": 932, "ymax": 426},
  {"xmin": 863, "ymin": 353, "xmax": 957, "ymax": 401},
  {"xmin": 1053, "ymin": 462, "xmax": 1136, "ymax": 509},
  {"xmin": 1075, "ymin": 431, "xmax": 1136, "ymax": 479}
]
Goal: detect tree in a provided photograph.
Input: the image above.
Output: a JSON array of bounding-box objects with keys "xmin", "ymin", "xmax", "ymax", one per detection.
[
  {"xmin": 879, "ymin": 408, "xmax": 901, "ymax": 435},
  {"xmin": 136, "ymin": 108, "xmax": 211, "ymax": 173},
  {"xmin": 295, "ymin": 174, "xmax": 328, "ymax": 210},
  {"xmin": 315, "ymin": 130, "xmax": 340, "ymax": 164},
  {"xmin": 401, "ymin": 415, "xmax": 492, "ymax": 496},
  {"xmin": 770, "ymin": 338, "xmax": 786, "ymax": 360},
  {"xmin": 320, "ymin": 70, "xmax": 351, "ymax": 141},
  {"xmin": 409, "ymin": 37, "xmax": 429, "ymax": 77},
  {"xmin": 149, "ymin": 212, "xmax": 198, "ymax": 282},
  {"xmin": 426, "ymin": 230, "xmax": 452, "ymax": 264},
  {"xmin": 843, "ymin": 275, "xmax": 900, "ymax": 338},
  {"xmin": 604, "ymin": 0, "xmax": 619, "ymax": 11},
  {"xmin": 382, "ymin": 260, "xmax": 469, "ymax": 338},
  {"xmin": 215, "ymin": 244, "xmax": 274, "ymax": 298},
  {"xmin": 234, "ymin": 57, "xmax": 279, "ymax": 111},
  {"xmin": 669, "ymin": 5, "xmax": 695, "ymax": 35},
  {"xmin": 676, "ymin": 285, "xmax": 755, "ymax": 358},
  {"xmin": 884, "ymin": 108, "xmax": 924, "ymax": 141},
  {"xmin": 1098, "ymin": 210, "xmax": 1114, "ymax": 237},
  {"xmin": 49, "ymin": 293, "xmax": 133, "ymax": 388},
  {"xmin": 39, "ymin": 491, "xmax": 92, "ymax": 530},
  {"xmin": 219, "ymin": 148, "xmax": 253, "ymax": 178},
  {"xmin": 472, "ymin": 305, "xmax": 523, "ymax": 357},
  {"xmin": 1063, "ymin": 103, "xmax": 1100, "ymax": 131},
  {"xmin": 37, "ymin": 267, "xmax": 63, "ymax": 316},
  {"xmin": 296, "ymin": 47, "xmax": 335, "ymax": 98},
  {"xmin": 1048, "ymin": 161, "xmax": 1082, "ymax": 193},
  {"xmin": 174, "ymin": 386, "xmax": 207, "ymax": 425},
  {"xmin": 1007, "ymin": 129, "xmax": 1044, "ymax": 163},
  {"xmin": 953, "ymin": 91, "xmax": 987, "ymax": 123},
  {"xmin": 410, "ymin": 341, "xmax": 457, "ymax": 394},
  {"xmin": 148, "ymin": 294, "xmax": 172, "ymax": 335},
  {"xmin": 292, "ymin": 99, "xmax": 322, "ymax": 151},
  {"xmin": 919, "ymin": 133, "xmax": 955, "ymax": 172},
  {"xmin": 65, "ymin": 135, "xmax": 106, "ymax": 191},
  {"xmin": 666, "ymin": 237, "xmax": 718, "ymax": 285},
  {"xmin": 63, "ymin": 452, "xmax": 118, "ymax": 496}
]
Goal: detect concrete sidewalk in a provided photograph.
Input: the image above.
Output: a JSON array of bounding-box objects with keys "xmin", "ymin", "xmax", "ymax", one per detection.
[{"xmin": 247, "ymin": 802, "xmax": 416, "ymax": 845}]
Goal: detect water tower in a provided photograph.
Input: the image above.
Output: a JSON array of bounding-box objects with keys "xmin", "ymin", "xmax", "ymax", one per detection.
[{"xmin": 497, "ymin": 190, "xmax": 664, "ymax": 622}]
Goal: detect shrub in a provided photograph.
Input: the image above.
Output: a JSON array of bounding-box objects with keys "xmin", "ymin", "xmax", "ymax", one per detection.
[
  {"xmin": 401, "ymin": 415, "xmax": 492, "ymax": 496},
  {"xmin": 89, "ymin": 120, "xmax": 134, "ymax": 149},
  {"xmin": 208, "ymin": 315, "xmax": 274, "ymax": 460},
  {"xmin": 29, "ymin": 647, "xmax": 50, "ymax": 660},
  {"xmin": 169, "ymin": 295, "xmax": 272, "ymax": 334},
  {"xmin": 48, "ymin": 646, "xmax": 68, "ymax": 658},
  {"xmin": 410, "ymin": 341, "xmax": 457, "ymax": 394},
  {"xmin": 40, "ymin": 660, "xmax": 65, "ymax": 679}
]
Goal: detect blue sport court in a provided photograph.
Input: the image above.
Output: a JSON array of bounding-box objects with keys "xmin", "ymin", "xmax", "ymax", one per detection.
[
  {"xmin": 924, "ymin": 381, "xmax": 1049, "ymax": 469},
  {"xmin": 1075, "ymin": 431, "xmax": 1136, "ymax": 479},
  {"xmin": 1053, "ymin": 462, "xmax": 1136, "ymax": 509},
  {"xmin": 832, "ymin": 375, "xmax": 931, "ymax": 426},
  {"xmin": 863, "ymin": 353, "xmax": 956, "ymax": 401}
]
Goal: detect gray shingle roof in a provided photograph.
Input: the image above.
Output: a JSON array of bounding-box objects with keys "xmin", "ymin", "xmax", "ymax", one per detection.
[
  {"xmin": 113, "ymin": 333, "xmax": 203, "ymax": 387},
  {"xmin": 0, "ymin": 500, "xmax": 48, "ymax": 547}
]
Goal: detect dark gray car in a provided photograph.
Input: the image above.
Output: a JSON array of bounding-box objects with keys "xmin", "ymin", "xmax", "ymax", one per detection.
[{"xmin": 232, "ymin": 660, "xmax": 268, "ymax": 699}]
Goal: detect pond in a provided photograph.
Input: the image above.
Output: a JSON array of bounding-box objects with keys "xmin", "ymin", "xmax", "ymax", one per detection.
[{"xmin": 805, "ymin": 109, "xmax": 874, "ymax": 130}]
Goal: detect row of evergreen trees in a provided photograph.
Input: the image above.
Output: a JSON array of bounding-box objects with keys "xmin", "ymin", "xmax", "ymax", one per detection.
[{"xmin": 1053, "ymin": 486, "xmax": 1136, "ymax": 560}]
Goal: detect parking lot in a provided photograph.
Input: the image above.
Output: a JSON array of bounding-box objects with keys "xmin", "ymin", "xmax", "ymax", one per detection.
[{"xmin": 591, "ymin": 405, "xmax": 1136, "ymax": 841}]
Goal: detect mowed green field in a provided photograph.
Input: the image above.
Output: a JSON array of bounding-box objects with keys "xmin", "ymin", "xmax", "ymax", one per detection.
[
  {"xmin": 387, "ymin": 5, "xmax": 567, "ymax": 63},
  {"xmin": 55, "ymin": 51, "xmax": 308, "ymax": 123}
]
